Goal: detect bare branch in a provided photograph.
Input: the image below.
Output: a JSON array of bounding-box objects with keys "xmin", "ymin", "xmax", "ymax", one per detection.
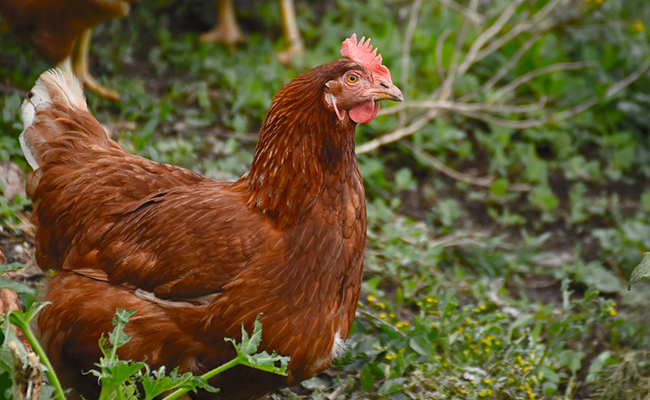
[
  {"xmin": 363, "ymin": 96, "xmax": 598, "ymax": 154},
  {"xmin": 379, "ymin": 98, "xmax": 547, "ymax": 115},
  {"xmin": 357, "ymin": 309, "xmax": 407, "ymax": 337},
  {"xmin": 554, "ymin": 95, "xmax": 599, "ymax": 119},
  {"xmin": 457, "ymin": 0, "xmax": 524, "ymax": 76},
  {"xmin": 460, "ymin": 33, "xmax": 541, "ymax": 102},
  {"xmin": 530, "ymin": 0, "xmax": 564, "ymax": 23},
  {"xmin": 490, "ymin": 61, "xmax": 599, "ymax": 103},
  {"xmin": 435, "ymin": 29, "xmax": 452, "ymax": 83},
  {"xmin": 473, "ymin": 18, "xmax": 532, "ymax": 63},
  {"xmin": 356, "ymin": 109, "xmax": 440, "ymax": 154},
  {"xmin": 605, "ymin": 56, "xmax": 650, "ymax": 98},
  {"xmin": 400, "ymin": 0, "xmax": 424, "ymax": 127},
  {"xmin": 358, "ymin": 0, "xmax": 626, "ymax": 155},
  {"xmin": 434, "ymin": 0, "xmax": 478, "ymax": 100},
  {"xmin": 428, "ymin": 230, "xmax": 492, "ymax": 249},
  {"xmin": 455, "ymin": 96, "xmax": 598, "ymax": 129},
  {"xmin": 401, "ymin": 140, "xmax": 532, "ymax": 192},
  {"xmin": 435, "ymin": 0, "xmax": 485, "ymax": 24},
  {"xmin": 471, "ymin": 0, "xmax": 563, "ymax": 69}
]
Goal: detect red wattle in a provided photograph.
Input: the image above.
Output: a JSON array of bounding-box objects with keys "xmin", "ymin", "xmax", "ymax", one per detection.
[{"xmin": 349, "ymin": 101, "xmax": 380, "ymax": 124}]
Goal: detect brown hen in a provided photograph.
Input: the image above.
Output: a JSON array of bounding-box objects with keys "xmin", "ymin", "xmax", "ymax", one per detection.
[
  {"xmin": 20, "ymin": 34, "xmax": 402, "ymax": 399},
  {"xmin": 0, "ymin": 0, "xmax": 138, "ymax": 100}
]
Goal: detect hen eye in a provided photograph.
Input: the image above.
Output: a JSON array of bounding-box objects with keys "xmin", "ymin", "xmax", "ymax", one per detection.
[{"xmin": 346, "ymin": 74, "xmax": 358, "ymax": 84}]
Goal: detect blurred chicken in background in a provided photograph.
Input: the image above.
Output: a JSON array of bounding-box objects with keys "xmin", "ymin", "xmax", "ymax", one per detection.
[{"xmin": 0, "ymin": 0, "xmax": 139, "ymax": 100}]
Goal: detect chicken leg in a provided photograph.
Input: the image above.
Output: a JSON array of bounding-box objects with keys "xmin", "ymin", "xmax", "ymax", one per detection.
[
  {"xmin": 199, "ymin": 0, "xmax": 243, "ymax": 44},
  {"xmin": 70, "ymin": 28, "xmax": 120, "ymax": 100},
  {"xmin": 277, "ymin": 0, "xmax": 304, "ymax": 66}
]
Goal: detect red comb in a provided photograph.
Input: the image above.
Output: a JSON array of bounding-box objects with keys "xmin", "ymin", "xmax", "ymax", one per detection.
[{"xmin": 341, "ymin": 34, "xmax": 392, "ymax": 84}]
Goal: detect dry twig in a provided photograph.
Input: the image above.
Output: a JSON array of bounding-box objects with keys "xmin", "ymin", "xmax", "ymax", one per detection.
[
  {"xmin": 357, "ymin": 0, "xmax": 648, "ymax": 161},
  {"xmin": 401, "ymin": 140, "xmax": 532, "ymax": 192}
]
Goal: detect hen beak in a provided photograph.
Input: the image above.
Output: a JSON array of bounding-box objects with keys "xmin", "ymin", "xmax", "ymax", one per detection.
[{"xmin": 373, "ymin": 82, "xmax": 404, "ymax": 102}]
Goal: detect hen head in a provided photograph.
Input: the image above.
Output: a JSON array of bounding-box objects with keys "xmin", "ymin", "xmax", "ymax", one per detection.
[{"xmin": 324, "ymin": 33, "xmax": 403, "ymax": 124}]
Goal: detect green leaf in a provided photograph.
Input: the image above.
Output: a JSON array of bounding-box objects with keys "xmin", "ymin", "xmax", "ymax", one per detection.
[
  {"xmin": 141, "ymin": 367, "xmax": 217, "ymax": 400},
  {"xmin": 223, "ymin": 315, "xmax": 290, "ymax": 376},
  {"xmin": 409, "ymin": 337, "xmax": 434, "ymax": 358},
  {"xmin": 0, "ymin": 262, "xmax": 27, "ymax": 275},
  {"xmin": 0, "ymin": 264, "xmax": 35, "ymax": 297},
  {"xmin": 557, "ymin": 350, "xmax": 584, "ymax": 373},
  {"xmin": 0, "ymin": 277, "xmax": 34, "ymax": 296},
  {"xmin": 0, "ymin": 313, "xmax": 28, "ymax": 372},
  {"xmin": 94, "ymin": 359, "xmax": 145, "ymax": 383},
  {"xmin": 490, "ymin": 178, "xmax": 509, "ymax": 197},
  {"xmin": 109, "ymin": 309, "xmax": 136, "ymax": 350},
  {"xmin": 360, "ymin": 364, "xmax": 374, "ymax": 392},
  {"xmin": 628, "ymin": 252, "xmax": 650, "ymax": 290},
  {"xmin": 394, "ymin": 168, "xmax": 416, "ymax": 191}
]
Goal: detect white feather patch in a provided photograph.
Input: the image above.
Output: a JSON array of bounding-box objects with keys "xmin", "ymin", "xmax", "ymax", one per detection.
[
  {"xmin": 19, "ymin": 68, "xmax": 86, "ymax": 170},
  {"xmin": 330, "ymin": 331, "xmax": 348, "ymax": 360},
  {"xmin": 39, "ymin": 68, "xmax": 87, "ymax": 111}
]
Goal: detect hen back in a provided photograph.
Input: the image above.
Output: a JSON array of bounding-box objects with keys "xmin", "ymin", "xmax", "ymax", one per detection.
[{"xmin": 21, "ymin": 35, "xmax": 402, "ymax": 399}]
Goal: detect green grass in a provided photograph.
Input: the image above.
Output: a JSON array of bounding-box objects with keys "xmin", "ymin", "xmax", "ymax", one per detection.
[{"xmin": 1, "ymin": 0, "xmax": 650, "ymax": 398}]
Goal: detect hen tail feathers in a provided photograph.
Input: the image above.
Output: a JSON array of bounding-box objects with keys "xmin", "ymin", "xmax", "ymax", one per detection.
[{"xmin": 20, "ymin": 68, "xmax": 88, "ymax": 170}]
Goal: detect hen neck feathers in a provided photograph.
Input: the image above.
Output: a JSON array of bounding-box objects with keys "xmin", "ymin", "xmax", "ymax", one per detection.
[{"xmin": 244, "ymin": 60, "xmax": 360, "ymax": 227}]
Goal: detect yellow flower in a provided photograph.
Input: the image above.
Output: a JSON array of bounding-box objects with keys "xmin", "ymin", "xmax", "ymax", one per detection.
[
  {"xmin": 481, "ymin": 336, "xmax": 494, "ymax": 345},
  {"xmin": 396, "ymin": 322, "xmax": 404, "ymax": 328},
  {"xmin": 480, "ymin": 304, "xmax": 487, "ymax": 311},
  {"xmin": 478, "ymin": 391, "xmax": 487, "ymax": 397},
  {"xmin": 495, "ymin": 340, "xmax": 501, "ymax": 346},
  {"xmin": 380, "ymin": 313, "xmax": 387, "ymax": 319},
  {"xmin": 432, "ymin": 323, "xmax": 438, "ymax": 329},
  {"xmin": 609, "ymin": 309, "xmax": 618, "ymax": 316},
  {"xmin": 484, "ymin": 378, "xmax": 491, "ymax": 384},
  {"xmin": 523, "ymin": 367, "xmax": 529, "ymax": 373},
  {"xmin": 527, "ymin": 389, "xmax": 535, "ymax": 399},
  {"xmin": 367, "ymin": 295, "xmax": 375, "ymax": 302},
  {"xmin": 389, "ymin": 312, "xmax": 396, "ymax": 318}
]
